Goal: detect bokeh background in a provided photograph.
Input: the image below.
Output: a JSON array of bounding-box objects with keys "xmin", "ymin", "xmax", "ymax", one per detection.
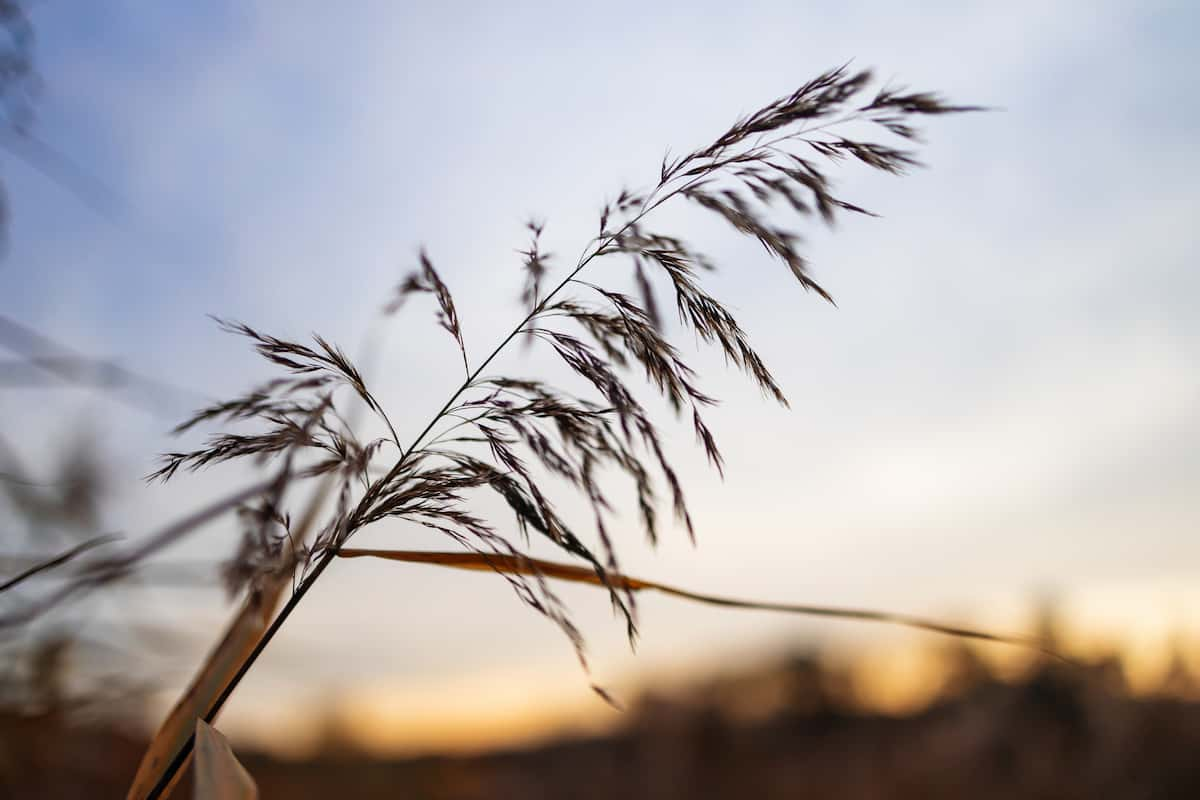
[{"xmin": 2, "ymin": 1, "xmax": 1198, "ymax": 796}]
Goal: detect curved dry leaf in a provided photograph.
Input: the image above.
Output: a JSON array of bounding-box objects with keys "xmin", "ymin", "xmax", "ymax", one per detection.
[
  {"xmin": 337, "ymin": 548, "xmax": 1061, "ymax": 658},
  {"xmin": 128, "ymin": 467, "xmax": 336, "ymax": 800},
  {"xmin": 126, "ymin": 570, "xmax": 287, "ymax": 800},
  {"xmin": 194, "ymin": 719, "xmax": 257, "ymax": 800}
]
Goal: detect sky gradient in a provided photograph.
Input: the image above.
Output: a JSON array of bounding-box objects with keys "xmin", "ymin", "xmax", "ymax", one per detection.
[{"xmin": 2, "ymin": 1, "xmax": 1197, "ymax": 754}]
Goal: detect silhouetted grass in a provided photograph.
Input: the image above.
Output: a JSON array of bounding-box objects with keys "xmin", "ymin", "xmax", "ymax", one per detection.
[{"xmin": 0, "ymin": 64, "xmax": 988, "ymax": 798}]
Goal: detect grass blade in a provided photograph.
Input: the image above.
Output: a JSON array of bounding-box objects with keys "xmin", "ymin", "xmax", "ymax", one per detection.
[
  {"xmin": 0, "ymin": 534, "xmax": 120, "ymax": 593},
  {"xmin": 337, "ymin": 548, "xmax": 1059, "ymax": 657},
  {"xmin": 0, "ymin": 478, "xmax": 279, "ymax": 630}
]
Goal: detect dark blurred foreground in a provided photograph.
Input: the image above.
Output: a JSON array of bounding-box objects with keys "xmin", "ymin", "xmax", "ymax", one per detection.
[{"xmin": 4, "ymin": 639, "xmax": 1200, "ymax": 799}]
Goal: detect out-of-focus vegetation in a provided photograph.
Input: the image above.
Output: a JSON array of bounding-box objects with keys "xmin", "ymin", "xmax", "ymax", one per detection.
[{"xmin": 4, "ymin": 619, "xmax": 1200, "ymax": 798}]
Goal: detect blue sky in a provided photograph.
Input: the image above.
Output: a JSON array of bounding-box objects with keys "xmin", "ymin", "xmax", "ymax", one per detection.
[{"xmin": 2, "ymin": 1, "xmax": 1198, "ymax": 752}]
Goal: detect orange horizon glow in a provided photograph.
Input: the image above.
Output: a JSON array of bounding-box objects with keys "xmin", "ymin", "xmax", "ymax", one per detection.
[{"xmin": 217, "ymin": 578, "xmax": 1200, "ymax": 760}]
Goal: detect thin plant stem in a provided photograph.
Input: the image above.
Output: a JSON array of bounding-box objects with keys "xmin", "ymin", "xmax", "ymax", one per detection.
[
  {"xmin": 145, "ymin": 174, "xmax": 687, "ymax": 799},
  {"xmin": 141, "ymin": 69, "xmax": 982, "ymax": 793}
]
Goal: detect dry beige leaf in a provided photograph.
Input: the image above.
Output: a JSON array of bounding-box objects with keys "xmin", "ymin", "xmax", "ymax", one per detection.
[
  {"xmin": 337, "ymin": 548, "xmax": 1058, "ymax": 655},
  {"xmin": 125, "ymin": 572, "xmax": 287, "ymax": 800},
  {"xmin": 194, "ymin": 719, "xmax": 258, "ymax": 800},
  {"xmin": 128, "ymin": 464, "xmax": 336, "ymax": 800}
]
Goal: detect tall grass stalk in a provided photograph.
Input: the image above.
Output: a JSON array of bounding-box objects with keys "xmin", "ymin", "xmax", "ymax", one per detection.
[{"xmin": 31, "ymin": 64, "xmax": 983, "ymax": 798}]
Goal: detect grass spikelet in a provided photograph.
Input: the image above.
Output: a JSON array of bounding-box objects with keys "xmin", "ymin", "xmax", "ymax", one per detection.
[{"xmin": 99, "ymin": 65, "xmax": 986, "ymax": 797}]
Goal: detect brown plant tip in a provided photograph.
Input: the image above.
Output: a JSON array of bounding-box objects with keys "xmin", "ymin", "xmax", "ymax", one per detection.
[{"xmin": 384, "ymin": 249, "xmax": 470, "ymax": 376}]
